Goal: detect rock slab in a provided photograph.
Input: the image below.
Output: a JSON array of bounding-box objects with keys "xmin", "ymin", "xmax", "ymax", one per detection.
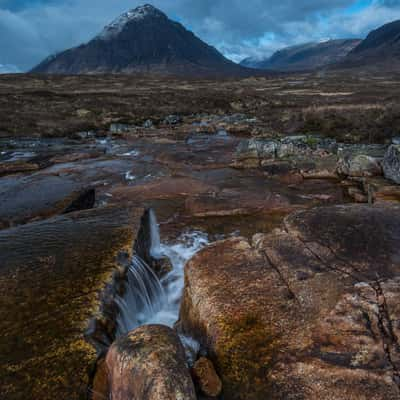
[
  {"xmin": 104, "ymin": 325, "xmax": 196, "ymax": 400},
  {"xmin": 179, "ymin": 204, "xmax": 400, "ymax": 399}
]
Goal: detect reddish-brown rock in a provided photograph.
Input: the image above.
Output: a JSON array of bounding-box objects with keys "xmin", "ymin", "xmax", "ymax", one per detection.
[
  {"xmin": 185, "ymin": 189, "xmax": 291, "ymax": 218},
  {"xmin": 192, "ymin": 357, "xmax": 222, "ymax": 397},
  {"xmin": 0, "ymin": 160, "xmax": 39, "ymax": 176},
  {"xmin": 179, "ymin": 204, "xmax": 400, "ymax": 399},
  {"xmin": 105, "ymin": 325, "xmax": 196, "ymax": 400}
]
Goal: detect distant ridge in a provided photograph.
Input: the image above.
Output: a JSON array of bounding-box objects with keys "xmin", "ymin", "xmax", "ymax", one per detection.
[
  {"xmin": 241, "ymin": 39, "xmax": 361, "ymax": 72},
  {"xmin": 337, "ymin": 20, "xmax": 400, "ymax": 70},
  {"xmin": 31, "ymin": 4, "xmax": 256, "ymax": 77}
]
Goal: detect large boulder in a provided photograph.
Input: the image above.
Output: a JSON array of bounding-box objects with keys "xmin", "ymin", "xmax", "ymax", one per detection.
[
  {"xmin": 234, "ymin": 138, "xmax": 277, "ymax": 168},
  {"xmin": 234, "ymin": 136, "xmax": 337, "ymax": 169},
  {"xmin": 337, "ymin": 144, "xmax": 386, "ymax": 177},
  {"xmin": 103, "ymin": 325, "xmax": 196, "ymax": 400},
  {"xmin": 383, "ymin": 145, "xmax": 400, "ymax": 184},
  {"xmin": 178, "ymin": 204, "xmax": 400, "ymax": 400}
]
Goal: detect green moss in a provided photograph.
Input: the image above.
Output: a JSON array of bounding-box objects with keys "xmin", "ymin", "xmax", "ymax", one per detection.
[
  {"xmin": 214, "ymin": 312, "xmax": 280, "ymax": 400},
  {"xmin": 303, "ymin": 135, "xmax": 319, "ymax": 147}
]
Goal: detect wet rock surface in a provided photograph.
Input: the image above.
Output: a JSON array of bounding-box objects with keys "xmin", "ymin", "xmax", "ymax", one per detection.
[
  {"xmin": 1, "ymin": 75, "xmax": 400, "ymax": 399},
  {"xmin": 2, "ymin": 123, "xmax": 399, "ymax": 400},
  {"xmin": 103, "ymin": 325, "xmax": 196, "ymax": 400},
  {"xmin": 0, "ymin": 206, "xmax": 144, "ymax": 400},
  {"xmin": 179, "ymin": 204, "xmax": 400, "ymax": 399}
]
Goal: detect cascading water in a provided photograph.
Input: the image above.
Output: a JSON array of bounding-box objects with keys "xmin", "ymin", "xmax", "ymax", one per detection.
[
  {"xmin": 115, "ymin": 255, "xmax": 166, "ymax": 336},
  {"xmin": 116, "ymin": 209, "xmax": 208, "ymax": 336},
  {"xmin": 148, "ymin": 229, "xmax": 208, "ymax": 327}
]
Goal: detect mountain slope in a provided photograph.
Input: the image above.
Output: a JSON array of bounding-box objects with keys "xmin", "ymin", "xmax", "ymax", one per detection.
[
  {"xmin": 31, "ymin": 4, "xmax": 246, "ymax": 76},
  {"xmin": 339, "ymin": 20, "xmax": 400, "ymax": 68},
  {"xmin": 241, "ymin": 39, "xmax": 361, "ymax": 71}
]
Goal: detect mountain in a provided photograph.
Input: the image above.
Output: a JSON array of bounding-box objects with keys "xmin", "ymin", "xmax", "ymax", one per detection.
[
  {"xmin": 241, "ymin": 39, "xmax": 361, "ymax": 72},
  {"xmin": 31, "ymin": 4, "xmax": 248, "ymax": 76},
  {"xmin": 339, "ymin": 20, "xmax": 400, "ymax": 69}
]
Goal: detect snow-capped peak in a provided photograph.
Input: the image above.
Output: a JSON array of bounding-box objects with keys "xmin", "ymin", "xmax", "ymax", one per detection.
[{"xmin": 97, "ymin": 4, "xmax": 166, "ymax": 40}]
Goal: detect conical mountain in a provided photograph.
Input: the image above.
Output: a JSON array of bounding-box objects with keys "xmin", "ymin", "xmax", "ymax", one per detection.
[{"xmin": 31, "ymin": 4, "xmax": 246, "ymax": 76}]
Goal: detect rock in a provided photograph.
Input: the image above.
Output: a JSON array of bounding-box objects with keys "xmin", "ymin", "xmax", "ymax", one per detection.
[
  {"xmin": 179, "ymin": 204, "xmax": 400, "ymax": 400},
  {"xmin": 49, "ymin": 151, "xmax": 101, "ymax": 164},
  {"xmin": 164, "ymin": 115, "xmax": 182, "ymax": 125},
  {"xmin": 234, "ymin": 139, "xmax": 277, "ymax": 168},
  {"xmin": 301, "ymin": 169, "xmax": 338, "ymax": 179},
  {"xmin": 0, "ymin": 160, "xmax": 40, "ymax": 176},
  {"xmin": 109, "ymin": 177, "xmax": 217, "ymax": 204},
  {"xmin": 0, "ymin": 157, "xmax": 136, "ymax": 228},
  {"xmin": 104, "ymin": 325, "xmax": 196, "ymax": 400},
  {"xmin": 347, "ymin": 186, "xmax": 368, "ymax": 203},
  {"xmin": 219, "ymin": 114, "xmax": 250, "ymax": 124},
  {"xmin": 192, "ymin": 357, "xmax": 222, "ymax": 398},
  {"xmin": 110, "ymin": 123, "xmax": 134, "ymax": 134},
  {"xmin": 92, "ymin": 357, "xmax": 110, "ymax": 400},
  {"xmin": 338, "ymin": 154, "xmax": 382, "ymax": 177},
  {"xmin": 234, "ymin": 136, "xmax": 338, "ymax": 169},
  {"xmin": 76, "ymin": 108, "xmax": 92, "ymax": 117},
  {"xmin": 383, "ymin": 145, "xmax": 400, "ymax": 184},
  {"xmin": 0, "ymin": 206, "xmax": 144, "ymax": 400},
  {"xmin": 75, "ymin": 130, "xmax": 96, "ymax": 140},
  {"xmin": 337, "ymin": 144, "xmax": 386, "ymax": 177},
  {"xmin": 364, "ymin": 177, "xmax": 400, "ymax": 203},
  {"xmin": 184, "ymin": 189, "xmax": 291, "ymax": 218},
  {"xmin": 277, "ymin": 135, "xmax": 308, "ymax": 158},
  {"xmin": 0, "ymin": 174, "xmax": 88, "ymax": 228},
  {"xmin": 143, "ymin": 119, "xmax": 154, "ymax": 128}
]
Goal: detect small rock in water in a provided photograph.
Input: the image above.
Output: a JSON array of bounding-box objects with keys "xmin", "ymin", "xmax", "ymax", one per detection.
[
  {"xmin": 192, "ymin": 357, "xmax": 222, "ymax": 398},
  {"xmin": 164, "ymin": 114, "xmax": 182, "ymax": 125},
  {"xmin": 143, "ymin": 119, "xmax": 154, "ymax": 128},
  {"xmin": 125, "ymin": 171, "xmax": 136, "ymax": 181}
]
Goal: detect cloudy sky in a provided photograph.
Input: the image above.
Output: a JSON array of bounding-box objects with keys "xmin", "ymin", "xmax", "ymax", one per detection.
[{"xmin": 1, "ymin": 0, "xmax": 400, "ymax": 71}]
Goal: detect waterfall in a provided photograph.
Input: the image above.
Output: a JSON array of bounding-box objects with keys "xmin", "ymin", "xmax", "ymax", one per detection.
[
  {"xmin": 116, "ymin": 210, "xmax": 209, "ymax": 336},
  {"xmin": 116, "ymin": 255, "xmax": 166, "ymax": 336},
  {"xmin": 146, "ymin": 230, "xmax": 208, "ymax": 327}
]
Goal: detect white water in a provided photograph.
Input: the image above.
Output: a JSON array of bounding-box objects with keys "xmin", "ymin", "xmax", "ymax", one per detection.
[
  {"xmin": 116, "ymin": 210, "xmax": 208, "ymax": 335},
  {"xmin": 116, "ymin": 255, "xmax": 166, "ymax": 336},
  {"xmin": 148, "ymin": 229, "xmax": 208, "ymax": 327}
]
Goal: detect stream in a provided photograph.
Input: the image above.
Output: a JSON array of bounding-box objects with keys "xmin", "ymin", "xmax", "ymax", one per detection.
[{"xmin": 116, "ymin": 209, "xmax": 209, "ymax": 336}]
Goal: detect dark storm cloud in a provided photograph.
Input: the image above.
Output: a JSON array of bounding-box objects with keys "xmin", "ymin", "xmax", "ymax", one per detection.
[{"xmin": 1, "ymin": 0, "xmax": 400, "ymax": 71}]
